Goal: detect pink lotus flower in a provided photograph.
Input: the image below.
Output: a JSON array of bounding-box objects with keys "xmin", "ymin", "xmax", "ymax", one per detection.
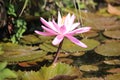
[{"xmin": 35, "ymin": 12, "xmax": 91, "ymax": 48}]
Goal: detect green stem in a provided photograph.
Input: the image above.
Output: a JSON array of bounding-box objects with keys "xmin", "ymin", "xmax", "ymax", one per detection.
[
  {"xmin": 19, "ymin": 0, "xmax": 29, "ymax": 17},
  {"xmin": 52, "ymin": 40, "xmax": 64, "ymax": 64}
]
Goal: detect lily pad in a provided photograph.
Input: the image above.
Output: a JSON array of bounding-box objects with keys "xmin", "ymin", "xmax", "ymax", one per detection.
[
  {"xmin": 57, "ymin": 58, "xmax": 74, "ymax": 64},
  {"xmin": 0, "ymin": 43, "xmax": 47, "ymax": 63},
  {"xmin": 58, "ymin": 52, "xmax": 70, "ymax": 58},
  {"xmin": 17, "ymin": 62, "xmax": 82, "ymax": 80},
  {"xmin": 40, "ymin": 38, "xmax": 100, "ymax": 53},
  {"xmin": 95, "ymin": 42, "xmax": 120, "ymax": 56},
  {"xmin": 76, "ymin": 77, "xmax": 104, "ymax": 80},
  {"xmin": 39, "ymin": 42, "xmax": 58, "ymax": 52},
  {"xmin": 62, "ymin": 38, "xmax": 100, "ymax": 52},
  {"xmin": 107, "ymin": 68, "xmax": 120, "ymax": 73},
  {"xmin": 0, "ymin": 44, "xmax": 4, "ymax": 55},
  {"xmin": 102, "ymin": 39, "xmax": 120, "ymax": 43},
  {"xmin": 84, "ymin": 15, "xmax": 120, "ymax": 30},
  {"xmin": 105, "ymin": 73, "xmax": 120, "ymax": 80},
  {"xmin": 79, "ymin": 65, "xmax": 99, "ymax": 72},
  {"xmin": 70, "ymin": 51, "xmax": 85, "ymax": 57},
  {"xmin": 20, "ymin": 34, "xmax": 41, "ymax": 45},
  {"xmin": 103, "ymin": 30, "xmax": 120, "ymax": 39},
  {"xmin": 103, "ymin": 59, "xmax": 120, "ymax": 65},
  {"xmin": 44, "ymin": 55, "xmax": 54, "ymax": 61},
  {"xmin": 79, "ymin": 30, "xmax": 99, "ymax": 38}
]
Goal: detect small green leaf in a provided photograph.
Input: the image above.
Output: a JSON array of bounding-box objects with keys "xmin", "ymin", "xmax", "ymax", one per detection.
[
  {"xmin": 1, "ymin": 68, "xmax": 17, "ymax": 79},
  {"xmin": 0, "ymin": 61, "xmax": 7, "ymax": 71}
]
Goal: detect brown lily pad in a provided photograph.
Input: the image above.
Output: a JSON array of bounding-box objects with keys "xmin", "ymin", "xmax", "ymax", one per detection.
[
  {"xmin": 50, "ymin": 75, "xmax": 78, "ymax": 80},
  {"xmin": 57, "ymin": 58, "xmax": 74, "ymax": 64},
  {"xmin": 102, "ymin": 39, "xmax": 120, "ymax": 43},
  {"xmin": 103, "ymin": 59, "xmax": 120, "ymax": 65},
  {"xmin": 95, "ymin": 42, "xmax": 120, "ymax": 56},
  {"xmin": 44, "ymin": 54, "xmax": 54, "ymax": 61},
  {"xmin": 103, "ymin": 30, "xmax": 120, "ymax": 39},
  {"xmin": 80, "ymin": 30, "xmax": 99, "ymax": 38},
  {"xmin": 105, "ymin": 73, "xmax": 120, "ymax": 80},
  {"xmin": 58, "ymin": 52, "xmax": 70, "ymax": 58},
  {"xmin": 84, "ymin": 14, "xmax": 120, "ymax": 30},
  {"xmin": 76, "ymin": 77, "xmax": 104, "ymax": 80},
  {"xmin": 107, "ymin": 68, "xmax": 120, "ymax": 73}
]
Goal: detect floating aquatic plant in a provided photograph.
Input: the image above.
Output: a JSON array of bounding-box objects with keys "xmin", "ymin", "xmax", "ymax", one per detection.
[
  {"xmin": 62, "ymin": 38, "xmax": 100, "ymax": 52},
  {"xmin": 105, "ymin": 73, "xmax": 120, "ymax": 80},
  {"xmin": 79, "ymin": 65, "xmax": 99, "ymax": 72},
  {"xmin": 95, "ymin": 41, "xmax": 120, "ymax": 56},
  {"xmin": 103, "ymin": 30, "xmax": 120, "ymax": 39},
  {"xmin": 83, "ymin": 14, "xmax": 120, "ymax": 30},
  {"xmin": 57, "ymin": 58, "xmax": 74, "ymax": 64},
  {"xmin": 107, "ymin": 68, "xmax": 120, "ymax": 74},
  {"xmin": 17, "ymin": 62, "xmax": 82, "ymax": 80},
  {"xmin": 20, "ymin": 34, "xmax": 42, "ymax": 45},
  {"xmin": 78, "ymin": 30, "xmax": 99, "ymax": 38},
  {"xmin": 0, "ymin": 43, "xmax": 47, "ymax": 63},
  {"xmin": 35, "ymin": 12, "xmax": 91, "ymax": 63},
  {"xmin": 103, "ymin": 59, "xmax": 120, "ymax": 65}
]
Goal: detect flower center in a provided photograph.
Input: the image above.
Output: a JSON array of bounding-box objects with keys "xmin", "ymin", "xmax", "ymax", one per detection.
[{"xmin": 61, "ymin": 16, "xmax": 66, "ymax": 25}]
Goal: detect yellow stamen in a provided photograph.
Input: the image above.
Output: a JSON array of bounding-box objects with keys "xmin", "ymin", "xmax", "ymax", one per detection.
[{"xmin": 61, "ymin": 16, "xmax": 66, "ymax": 24}]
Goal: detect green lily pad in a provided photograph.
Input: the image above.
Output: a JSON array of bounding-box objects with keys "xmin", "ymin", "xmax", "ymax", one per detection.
[
  {"xmin": 62, "ymin": 38, "xmax": 100, "ymax": 52},
  {"xmin": 17, "ymin": 62, "xmax": 82, "ymax": 80},
  {"xmin": 44, "ymin": 55, "xmax": 54, "ymax": 61},
  {"xmin": 39, "ymin": 42, "xmax": 58, "ymax": 52},
  {"xmin": 40, "ymin": 38, "xmax": 100, "ymax": 53},
  {"xmin": 0, "ymin": 43, "xmax": 47, "ymax": 63},
  {"xmin": 0, "ymin": 44, "xmax": 4, "ymax": 55},
  {"xmin": 103, "ymin": 30, "xmax": 120, "ymax": 39},
  {"xmin": 20, "ymin": 34, "xmax": 41, "ymax": 45},
  {"xmin": 79, "ymin": 65, "xmax": 99, "ymax": 72},
  {"xmin": 95, "ymin": 42, "xmax": 120, "ymax": 56},
  {"xmin": 70, "ymin": 51, "xmax": 85, "ymax": 57},
  {"xmin": 38, "ymin": 35, "xmax": 54, "ymax": 42}
]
